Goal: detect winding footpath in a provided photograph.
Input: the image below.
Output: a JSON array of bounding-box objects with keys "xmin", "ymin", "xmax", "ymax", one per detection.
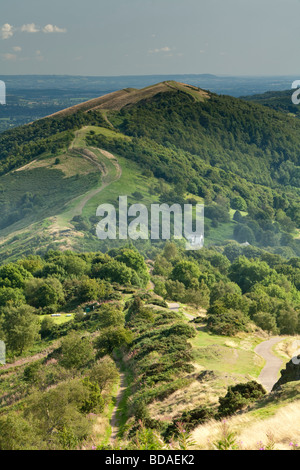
[
  {"xmin": 255, "ymin": 337, "xmax": 286, "ymax": 393},
  {"xmin": 110, "ymin": 372, "xmax": 126, "ymax": 445}
]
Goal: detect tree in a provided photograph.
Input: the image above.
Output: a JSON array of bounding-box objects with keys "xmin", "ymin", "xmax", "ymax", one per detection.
[
  {"xmin": 97, "ymin": 304, "xmax": 125, "ymax": 328},
  {"xmin": 40, "ymin": 316, "xmax": 56, "ymax": 339},
  {"xmin": 115, "ymin": 248, "xmax": 149, "ymax": 286},
  {"xmin": 0, "ymin": 414, "xmax": 40, "ymax": 450},
  {"xmin": 0, "ymin": 263, "xmax": 32, "ymax": 289},
  {"xmin": 253, "ymin": 312, "xmax": 278, "ymax": 334},
  {"xmin": 171, "ymin": 261, "xmax": 201, "ymax": 288},
  {"xmin": 223, "ymin": 243, "xmax": 242, "ymax": 262},
  {"xmin": 165, "ymin": 280, "xmax": 186, "ymax": 301},
  {"xmin": 163, "ymin": 242, "xmax": 178, "ymax": 260},
  {"xmin": 277, "ymin": 307, "xmax": 299, "ymax": 335},
  {"xmin": 231, "ymin": 196, "xmax": 247, "ymax": 212},
  {"xmin": 234, "ymin": 224, "xmax": 255, "ymax": 244},
  {"xmin": 24, "ymin": 277, "xmax": 64, "ymax": 310},
  {"xmin": 95, "ymin": 327, "xmax": 134, "ymax": 357},
  {"xmin": 0, "ymin": 287, "xmax": 25, "ymax": 307},
  {"xmin": 2, "ymin": 305, "xmax": 40, "ymax": 355},
  {"xmin": 78, "ymin": 278, "xmax": 103, "ymax": 302},
  {"xmin": 64, "ymin": 255, "xmax": 88, "ymax": 277},
  {"xmin": 229, "ymin": 257, "xmax": 276, "ymax": 293},
  {"xmin": 88, "ymin": 357, "xmax": 119, "ymax": 393},
  {"xmin": 59, "ymin": 332, "xmax": 94, "ymax": 370},
  {"xmin": 207, "ymin": 307, "xmax": 249, "ymax": 336},
  {"xmin": 25, "ymin": 380, "xmax": 93, "ymax": 449},
  {"xmin": 94, "ymin": 260, "xmax": 134, "ymax": 285},
  {"xmin": 183, "ymin": 284, "xmax": 210, "ymax": 309}
]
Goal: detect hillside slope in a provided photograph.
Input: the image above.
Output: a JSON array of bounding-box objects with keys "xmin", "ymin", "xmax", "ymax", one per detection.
[
  {"xmin": 47, "ymin": 81, "xmax": 210, "ymax": 118},
  {"xmin": 0, "ymin": 81, "xmax": 300, "ymax": 260}
]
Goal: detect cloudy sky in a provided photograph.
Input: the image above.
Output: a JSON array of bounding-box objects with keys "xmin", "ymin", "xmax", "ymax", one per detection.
[{"xmin": 1, "ymin": 0, "xmax": 300, "ymax": 76}]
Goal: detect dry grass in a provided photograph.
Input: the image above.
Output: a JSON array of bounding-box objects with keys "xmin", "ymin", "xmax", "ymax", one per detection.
[
  {"xmin": 192, "ymin": 399, "xmax": 300, "ymax": 450},
  {"xmin": 148, "ymin": 365, "xmax": 249, "ymax": 422},
  {"xmin": 46, "ymin": 81, "xmax": 211, "ymax": 119},
  {"xmin": 274, "ymin": 336, "xmax": 300, "ymax": 361},
  {"xmin": 16, "ymin": 153, "xmax": 95, "ymax": 178}
]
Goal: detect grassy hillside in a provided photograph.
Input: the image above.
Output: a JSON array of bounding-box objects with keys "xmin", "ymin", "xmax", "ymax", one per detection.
[
  {"xmin": 192, "ymin": 381, "xmax": 300, "ymax": 450},
  {"xmin": 0, "ymin": 81, "xmax": 300, "ymax": 262}
]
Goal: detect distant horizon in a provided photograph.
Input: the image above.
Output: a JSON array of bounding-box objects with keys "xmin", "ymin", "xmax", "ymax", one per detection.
[{"xmin": 1, "ymin": 73, "xmax": 300, "ymax": 78}]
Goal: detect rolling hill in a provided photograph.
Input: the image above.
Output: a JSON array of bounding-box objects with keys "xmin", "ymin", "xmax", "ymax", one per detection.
[
  {"xmin": 0, "ymin": 81, "xmax": 300, "ymax": 261},
  {"xmin": 2, "ymin": 83, "xmax": 300, "ymax": 450}
]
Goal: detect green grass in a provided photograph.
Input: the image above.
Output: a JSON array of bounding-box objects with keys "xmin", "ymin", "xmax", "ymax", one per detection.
[
  {"xmin": 247, "ymin": 381, "xmax": 300, "ymax": 419},
  {"xmin": 42, "ymin": 313, "xmax": 74, "ymax": 325},
  {"xmin": 191, "ymin": 329, "xmax": 264, "ymax": 377},
  {"xmin": 206, "ymin": 221, "xmax": 236, "ymax": 245},
  {"xmin": 98, "ymin": 379, "xmax": 121, "ymax": 446},
  {"xmin": 82, "ymin": 154, "xmax": 161, "ymax": 220},
  {"xmin": 229, "ymin": 208, "xmax": 248, "ymax": 219}
]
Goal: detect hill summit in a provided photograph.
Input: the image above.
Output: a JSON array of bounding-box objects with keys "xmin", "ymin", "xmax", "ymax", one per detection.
[{"xmin": 47, "ymin": 81, "xmax": 211, "ymax": 118}]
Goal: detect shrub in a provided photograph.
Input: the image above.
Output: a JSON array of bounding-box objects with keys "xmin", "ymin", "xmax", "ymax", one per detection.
[
  {"xmin": 165, "ymin": 407, "xmax": 214, "ymax": 438},
  {"xmin": 146, "ymin": 298, "xmax": 168, "ymax": 308},
  {"xmin": 218, "ymin": 381, "xmax": 266, "ymax": 417},
  {"xmin": 95, "ymin": 327, "xmax": 134, "ymax": 357},
  {"xmin": 206, "ymin": 307, "xmax": 249, "ymax": 336}
]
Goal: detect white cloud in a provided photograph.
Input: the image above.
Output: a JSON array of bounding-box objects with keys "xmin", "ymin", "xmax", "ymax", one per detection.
[
  {"xmin": 21, "ymin": 23, "xmax": 40, "ymax": 33},
  {"xmin": 2, "ymin": 53, "xmax": 17, "ymax": 61},
  {"xmin": 1, "ymin": 24, "xmax": 14, "ymax": 40},
  {"xmin": 12, "ymin": 46, "xmax": 22, "ymax": 52},
  {"xmin": 42, "ymin": 24, "xmax": 67, "ymax": 34},
  {"xmin": 1, "ymin": 22, "xmax": 67, "ymax": 40},
  {"xmin": 149, "ymin": 46, "xmax": 171, "ymax": 54}
]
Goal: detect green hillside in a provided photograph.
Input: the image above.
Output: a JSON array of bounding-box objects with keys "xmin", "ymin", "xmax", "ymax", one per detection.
[
  {"xmin": 2, "ymin": 83, "xmax": 300, "ymax": 449},
  {"xmin": 242, "ymin": 89, "xmax": 300, "ymax": 117},
  {"xmin": 0, "ymin": 81, "xmax": 300, "ymax": 262}
]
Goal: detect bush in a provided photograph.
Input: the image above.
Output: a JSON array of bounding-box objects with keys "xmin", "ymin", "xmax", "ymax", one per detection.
[
  {"xmin": 95, "ymin": 327, "xmax": 134, "ymax": 357},
  {"xmin": 146, "ymin": 298, "xmax": 168, "ymax": 308},
  {"xmin": 218, "ymin": 381, "xmax": 266, "ymax": 417},
  {"xmin": 206, "ymin": 307, "xmax": 249, "ymax": 336},
  {"xmin": 59, "ymin": 332, "xmax": 94, "ymax": 370},
  {"xmin": 165, "ymin": 407, "xmax": 214, "ymax": 438}
]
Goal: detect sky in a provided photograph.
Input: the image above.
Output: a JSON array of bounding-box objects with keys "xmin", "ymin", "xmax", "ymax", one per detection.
[{"xmin": 1, "ymin": 0, "xmax": 300, "ymax": 76}]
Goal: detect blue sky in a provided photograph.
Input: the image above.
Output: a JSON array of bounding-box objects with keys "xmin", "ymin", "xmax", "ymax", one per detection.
[{"xmin": 0, "ymin": 0, "xmax": 300, "ymax": 76}]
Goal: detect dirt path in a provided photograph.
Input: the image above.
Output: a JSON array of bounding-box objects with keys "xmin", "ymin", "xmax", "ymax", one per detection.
[
  {"xmin": 110, "ymin": 372, "xmax": 126, "ymax": 444},
  {"xmin": 255, "ymin": 337, "xmax": 286, "ymax": 392},
  {"xmin": 66, "ymin": 129, "xmax": 122, "ymax": 216},
  {"xmin": 167, "ymin": 302, "xmax": 196, "ymax": 321},
  {"xmin": 0, "ymin": 344, "xmax": 56, "ymax": 373},
  {"xmin": 69, "ymin": 148, "xmax": 122, "ymax": 216}
]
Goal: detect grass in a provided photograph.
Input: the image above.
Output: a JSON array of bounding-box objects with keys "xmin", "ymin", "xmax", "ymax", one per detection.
[
  {"xmin": 93, "ymin": 379, "xmax": 121, "ymax": 447},
  {"xmin": 191, "ymin": 329, "xmax": 264, "ymax": 377},
  {"xmin": 272, "ymin": 336, "xmax": 300, "ymax": 365},
  {"xmin": 205, "ymin": 221, "xmax": 235, "ymax": 245},
  {"xmin": 229, "ymin": 208, "xmax": 248, "ymax": 219},
  {"xmin": 81, "ymin": 154, "xmax": 161, "ymax": 220},
  {"xmin": 42, "ymin": 313, "xmax": 74, "ymax": 325},
  {"xmin": 113, "ymin": 359, "xmax": 134, "ymax": 438},
  {"xmin": 191, "ymin": 382, "xmax": 300, "ymax": 450}
]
